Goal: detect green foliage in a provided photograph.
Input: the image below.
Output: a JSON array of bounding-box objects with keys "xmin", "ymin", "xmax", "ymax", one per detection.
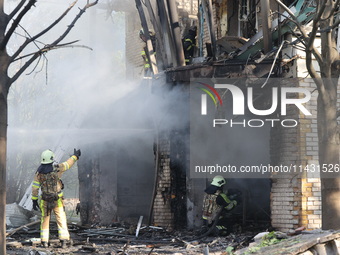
[
  {"xmin": 246, "ymin": 246, "xmax": 261, "ymax": 253},
  {"xmin": 260, "ymin": 231, "xmax": 282, "ymax": 247},
  {"xmin": 244, "ymin": 232, "xmax": 285, "ymax": 254},
  {"xmin": 225, "ymin": 246, "xmax": 235, "ymax": 255}
]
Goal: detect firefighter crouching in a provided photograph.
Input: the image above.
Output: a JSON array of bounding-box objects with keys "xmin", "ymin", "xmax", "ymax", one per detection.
[
  {"xmin": 202, "ymin": 175, "xmax": 241, "ymax": 236},
  {"xmin": 32, "ymin": 148, "xmax": 81, "ymax": 248}
]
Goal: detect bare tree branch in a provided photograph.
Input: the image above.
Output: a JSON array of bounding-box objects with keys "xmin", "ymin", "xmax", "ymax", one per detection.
[
  {"xmin": 10, "ymin": 0, "xmax": 98, "ymax": 86},
  {"xmin": 12, "ymin": 41, "xmax": 93, "ymax": 63},
  {"xmin": 318, "ymin": 18, "xmax": 340, "ymax": 33},
  {"xmin": 305, "ymin": 2, "xmax": 326, "ymax": 78},
  {"xmin": 320, "ymin": 0, "xmax": 340, "ymax": 21},
  {"xmin": 17, "ymin": 24, "xmax": 44, "ymax": 55},
  {"xmin": 274, "ymin": 0, "xmax": 323, "ymax": 86},
  {"xmin": 270, "ymin": 12, "xmax": 309, "ymax": 49},
  {"xmin": 8, "ymin": 0, "xmax": 27, "ymax": 20},
  {"xmin": 11, "ymin": 0, "xmax": 77, "ymax": 61},
  {"xmin": 51, "ymin": 0, "xmax": 98, "ymax": 46},
  {"xmin": 26, "ymin": 54, "xmax": 42, "ymax": 75},
  {"xmin": 11, "ymin": 41, "xmax": 92, "ymax": 84},
  {"xmin": 0, "ymin": 0, "xmax": 36, "ymax": 50},
  {"xmin": 13, "ymin": 40, "xmax": 77, "ymax": 61},
  {"xmin": 10, "ymin": 52, "xmax": 40, "ymax": 84}
]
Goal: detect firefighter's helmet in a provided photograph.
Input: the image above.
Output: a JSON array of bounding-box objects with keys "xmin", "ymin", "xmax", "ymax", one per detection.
[
  {"xmin": 139, "ymin": 28, "xmax": 155, "ymax": 41},
  {"xmin": 41, "ymin": 150, "xmax": 55, "ymax": 164},
  {"xmin": 189, "ymin": 25, "xmax": 197, "ymax": 33},
  {"xmin": 211, "ymin": 175, "xmax": 226, "ymax": 187}
]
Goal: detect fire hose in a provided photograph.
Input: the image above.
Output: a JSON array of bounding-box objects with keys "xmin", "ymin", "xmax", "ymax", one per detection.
[
  {"xmin": 189, "ymin": 190, "xmax": 242, "ymax": 241},
  {"xmin": 187, "ymin": 206, "xmax": 224, "ymax": 241}
]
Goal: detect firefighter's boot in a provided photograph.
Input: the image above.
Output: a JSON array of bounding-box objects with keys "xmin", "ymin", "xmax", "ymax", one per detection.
[
  {"xmin": 41, "ymin": 241, "xmax": 48, "ymax": 248},
  {"xmin": 61, "ymin": 240, "xmax": 67, "ymax": 249}
]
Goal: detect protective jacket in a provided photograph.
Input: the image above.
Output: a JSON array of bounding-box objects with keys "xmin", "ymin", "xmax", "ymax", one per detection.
[
  {"xmin": 32, "ymin": 155, "xmax": 78, "ymax": 242},
  {"xmin": 141, "ymin": 36, "xmax": 156, "ymax": 73},
  {"xmin": 202, "ymin": 185, "xmax": 237, "ymax": 235},
  {"xmin": 183, "ymin": 31, "xmax": 196, "ymax": 64},
  {"xmin": 202, "ymin": 189, "xmax": 236, "ymax": 224}
]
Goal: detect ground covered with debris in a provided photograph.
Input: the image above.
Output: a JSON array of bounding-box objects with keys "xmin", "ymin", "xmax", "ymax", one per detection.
[
  {"xmin": 6, "ymin": 220, "xmax": 268, "ymax": 255},
  {"xmin": 7, "ymin": 221, "xmax": 340, "ymax": 255}
]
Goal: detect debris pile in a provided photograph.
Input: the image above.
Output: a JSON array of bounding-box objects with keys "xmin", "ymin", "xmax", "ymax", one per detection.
[
  {"xmin": 6, "ymin": 219, "xmax": 340, "ymax": 255},
  {"xmin": 6, "ymin": 219, "xmax": 265, "ymax": 254}
]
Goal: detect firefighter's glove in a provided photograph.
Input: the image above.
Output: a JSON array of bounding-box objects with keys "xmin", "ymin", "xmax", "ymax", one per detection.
[
  {"xmin": 232, "ymin": 200, "xmax": 237, "ymax": 207},
  {"xmin": 228, "ymin": 189, "xmax": 242, "ymax": 196},
  {"xmin": 235, "ymin": 196, "xmax": 242, "ymax": 205},
  {"xmin": 32, "ymin": 200, "xmax": 39, "ymax": 211},
  {"xmin": 73, "ymin": 148, "xmax": 81, "ymax": 160},
  {"xmin": 76, "ymin": 203, "xmax": 80, "ymax": 215}
]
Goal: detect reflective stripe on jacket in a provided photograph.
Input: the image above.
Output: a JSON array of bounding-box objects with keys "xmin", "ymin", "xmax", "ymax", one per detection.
[{"xmin": 32, "ymin": 155, "xmax": 78, "ymax": 200}]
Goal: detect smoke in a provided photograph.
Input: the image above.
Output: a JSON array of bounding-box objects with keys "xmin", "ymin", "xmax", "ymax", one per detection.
[{"xmin": 5, "ymin": 0, "xmax": 190, "ymax": 204}]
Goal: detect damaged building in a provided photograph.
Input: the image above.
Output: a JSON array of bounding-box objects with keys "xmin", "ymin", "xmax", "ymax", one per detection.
[{"xmin": 77, "ymin": 0, "xmax": 337, "ymax": 234}]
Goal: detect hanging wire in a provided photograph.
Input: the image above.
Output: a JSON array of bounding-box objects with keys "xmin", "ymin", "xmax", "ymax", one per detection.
[{"xmin": 261, "ymin": 40, "xmax": 289, "ymax": 88}]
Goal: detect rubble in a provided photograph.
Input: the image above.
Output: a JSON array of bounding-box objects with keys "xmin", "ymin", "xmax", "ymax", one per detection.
[
  {"xmin": 5, "ymin": 219, "xmax": 261, "ymax": 255},
  {"xmin": 6, "ymin": 203, "xmax": 35, "ymax": 228},
  {"xmin": 6, "ymin": 219, "xmax": 340, "ymax": 255}
]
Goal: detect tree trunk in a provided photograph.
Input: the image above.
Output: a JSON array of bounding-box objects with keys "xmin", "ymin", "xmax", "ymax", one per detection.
[
  {"xmin": 318, "ymin": 1, "xmax": 340, "ymax": 230},
  {"xmin": 317, "ymin": 80, "xmax": 340, "ymax": 229},
  {"xmin": 0, "ymin": 74, "xmax": 9, "ymax": 255}
]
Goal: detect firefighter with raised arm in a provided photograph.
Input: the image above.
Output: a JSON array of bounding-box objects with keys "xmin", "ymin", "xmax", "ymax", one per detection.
[
  {"xmin": 31, "ymin": 148, "xmax": 81, "ymax": 248},
  {"xmin": 202, "ymin": 175, "xmax": 241, "ymax": 236},
  {"xmin": 139, "ymin": 28, "xmax": 156, "ymax": 76}
]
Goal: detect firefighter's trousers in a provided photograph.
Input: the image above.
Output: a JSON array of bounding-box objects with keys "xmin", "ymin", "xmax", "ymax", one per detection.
[{"xmin": 40, "ymin": 198, "xmax": 70, "ymax": 242}]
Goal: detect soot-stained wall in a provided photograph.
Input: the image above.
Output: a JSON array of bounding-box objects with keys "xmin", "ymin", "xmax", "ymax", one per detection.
[
  {"xmin": 116, "ymin": 139, "xmax": 155, "ymax": 220},
  {"xmin": 78, "ymin": 138, "xmax": 154, "ymax": 225}
]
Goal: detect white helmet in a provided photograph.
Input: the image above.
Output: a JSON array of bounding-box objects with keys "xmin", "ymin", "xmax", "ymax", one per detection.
[
  {"xmin": 211, "ymin": 175, "xmax": 226, "ymax": 187},
  {"xmin": 41, "ymin": 150, "xmax": 54, "ymax": 164}
]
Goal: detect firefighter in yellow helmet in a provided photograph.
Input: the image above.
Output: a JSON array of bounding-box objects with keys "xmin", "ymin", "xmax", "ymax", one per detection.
[
  {"xmin": 139, "ymin": 28, "xmax": 156, "ymax": 76},
  {"xmin": 202, "ymin": 175, "xmax": 241, "ymax": 236},
  {"xmin": 31, "ymin": 148, "xmax": 81, "ymax": 248}
]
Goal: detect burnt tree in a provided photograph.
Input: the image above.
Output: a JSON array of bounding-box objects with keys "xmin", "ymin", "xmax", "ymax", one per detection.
[
  {"xmin": 0, "ymin": 1, "xmax": 98, "ymax": 254},
  {"xmin": 275, "ymin": 0, "xmax": 340, "ymax": 229}
]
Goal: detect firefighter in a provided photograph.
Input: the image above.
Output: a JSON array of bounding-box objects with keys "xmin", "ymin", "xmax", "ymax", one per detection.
[
  {"xmin": 202, "ymin": 175, "xmax": 241, "ymax": 236},
  {"xmin": 139, "ymin": 28, "xmax": 156, "ymax": 76},
  {"xmin": 183, "ymin": 25, "xmax": 197, "ymax": 64},
  {"xmin": 32, "ymin": 148, "xmax": 81, "ymax": 248}
]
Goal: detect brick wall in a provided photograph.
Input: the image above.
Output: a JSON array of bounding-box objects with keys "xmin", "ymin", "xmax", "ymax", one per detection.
[
  {"xmin": 270, "ymin": 64, "xmax": 340, "ymax": 231},
  {"xmin": 125, "ymin": 11, "xmax": 146, "ymax": 80},
  {"xmin": 298, "ymin": 78, "xmax": 322, "ymax": 229},
  {"xmin": 153, "ymin": 132, "xmax": 174, "ymax": 229},
  {"xmin": 270, "ymin": 78, "xmax": 302, "ymax": 232}
]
